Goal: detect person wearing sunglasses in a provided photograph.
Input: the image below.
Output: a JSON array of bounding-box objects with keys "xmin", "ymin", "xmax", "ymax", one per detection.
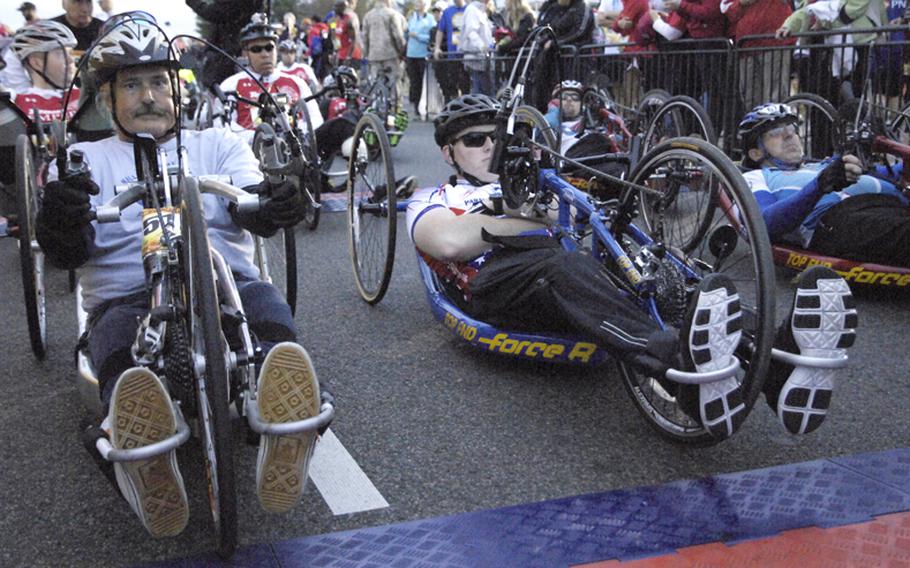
[
  {"xmin": 219, "ymin": 13, "xmax": 324, "ymax": 136},
  {"xmin": 407, "ymin": 94, "xmax": 760, "ymax": 440},
  {"xmin": 740, "ymin": 102, "xmax": 908, "ymax": 268}
]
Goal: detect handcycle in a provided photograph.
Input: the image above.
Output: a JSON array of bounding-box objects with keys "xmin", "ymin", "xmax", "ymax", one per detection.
[
  {"xmin": 0, "ymin": 92, "xmax": 75, "ymax": 359},
  {"xmin": 763, "ymin": 92, "xmax": 910, "ymax": 290},
  {"xmin": 71, "ymin": 134, "xmax": 334, "ymax": 557},
  {"xmin": 346, "ymin": 29, "xmax": 787, "ymax": 445}
]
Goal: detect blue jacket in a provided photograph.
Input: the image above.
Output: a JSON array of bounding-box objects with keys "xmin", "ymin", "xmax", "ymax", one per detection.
[{"xmin": 407, "ymin": 12, "xmax": 437, "ymax": 58}]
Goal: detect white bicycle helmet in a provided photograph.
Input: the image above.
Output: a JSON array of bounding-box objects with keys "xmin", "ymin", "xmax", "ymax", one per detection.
[
  {"xmin": 88, "ymin": 14, "xmax": 177, "ymax": 85},
  {"xmin": 11, "ymin": 20, "xmax": 76, "ymax": 60}
]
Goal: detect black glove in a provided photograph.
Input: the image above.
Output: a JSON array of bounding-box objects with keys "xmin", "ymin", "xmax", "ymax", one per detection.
[
  {"xmin": 816, "ymin": 157, "xmax": 851, "ymax": 194},
  {"xmin": 36, "ymin": 173, "xmax": 99, "ymax": 269},
  {"xmin": 259, "ymin": 178, "xmax": 305, "ymax": 228}
]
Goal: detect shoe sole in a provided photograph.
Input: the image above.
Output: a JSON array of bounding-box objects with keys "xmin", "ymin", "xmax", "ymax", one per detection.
[
  {"xmin": 257, "ymin": 344, "xmax": 320, "ymax": 513},
  {"xmin": 111, "ymin": 369, "xmax": 188, "ymax": 537},
  {"xmin": 687, "ymin": 274, "xmax": 745, "ymax": 439},
  {"xmin": 778, "ymin": 269, "xmax": 856, "ymax": 435}
]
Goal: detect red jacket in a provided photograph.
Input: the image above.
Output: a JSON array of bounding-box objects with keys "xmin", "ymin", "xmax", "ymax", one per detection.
[
  {"xmin": 613, "ymin": 0, "xmax": 657, "ymax": 52},
  {"xmin": 675, "ymin": 0, "xmax": 727, "ymax": 39},
  {"xmin": 724, "ymin": 0, "xmax": 796, "ymax": 48}
]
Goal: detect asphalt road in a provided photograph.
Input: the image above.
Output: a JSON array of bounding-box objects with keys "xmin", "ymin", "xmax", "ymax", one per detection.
[{"xmin": 1, "ymin": 121, "xmax": 909, "ymax": 568}]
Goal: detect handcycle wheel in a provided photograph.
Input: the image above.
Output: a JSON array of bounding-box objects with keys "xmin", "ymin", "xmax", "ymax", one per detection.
[
  {"xmin": 632, "ymin": 88, "xmax": 671, "ymax": 134},
  {"xmin": 15, "ymin": 134, "xmax": 47, "ymax": 360},
  {"xmin": 642, "ymin": 95, "xmax": 716, "ymax": 153},
  {"xmin": 347, "ymin": 112, "xmax": 396, "ymax": 304},
  {"xmin": 294, "ymin": 99, "xmax": 322, "ymax": 231},
  {"xmin": 182, "ymin": 177, "xmax": 237, "ymax": 557},
  {"xmin": 256, "ymin": 228, "xmax": 298, "ymax": 316},
  {"xmin": 514, "ymin": 105, "xmax": 558, "ymax": 154},
  {"xmin": 621, "ymin": 137, "xmax": 776, "ymax": 446},
  {"xmin": 783, "ymin": 93, "xmax": 837, "ymax": 160},
  {"xmin": 888, "ymin": 100, "xmax": 910, "ymax": 145}
]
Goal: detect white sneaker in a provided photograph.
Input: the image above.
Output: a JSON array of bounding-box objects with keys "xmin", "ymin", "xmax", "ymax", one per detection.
[
  {"xmin": 255, "ymin": 342, "xmax": 321, "ymax": 513},
  {"xmin": 109, "ymin": 368, "xmax": 189, "ymax": 537}
]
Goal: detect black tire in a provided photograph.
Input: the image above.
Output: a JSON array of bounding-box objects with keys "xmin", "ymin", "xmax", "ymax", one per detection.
[
  {"xmin": 257, "ymin": 228, "xmax": 298, "ymax": 316},
  {"xmin": 294, "ymin": 100, "xmax": 322, "ymax": 231},
  {"xmin": 621, "ymin": 137, "xmax": 776, "ymax": 446},
  {"xmin": 15, "ymin": 134, "xmax": 46, "ymax": 360},
  {"xmin": 182, "ymin": 177, "xmax": 237, "ymax": 558},
  {"xmin": 514, "ymin": 105, "xmax": 559, "ymax": 155},
  {"xmin": 632, "ymin": 88, "xmax": 671, "ymax": 134},
  {"xmin": 888, "ymin": 101, "xmax": 910, "ymax": 145},
  {"xmin": 642, "ymin": 95, "xmax": 716, "ymax": 154},
  {"xmin": 783, "ymin": 93, "xmax": 838, "ymax": 160},
  {"xmin": 347, "ymin": 112, "xmax": 396, "ymax": 304}
]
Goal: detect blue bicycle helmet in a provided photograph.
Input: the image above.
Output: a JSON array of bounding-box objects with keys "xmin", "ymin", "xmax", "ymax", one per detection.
[
  {"xmin": 434, "ymin": 94, "xmax": 500, "ymax": 147},
  {"xmin": 738, "ymin": 103, "xmax": 799, "ymax": 152}
]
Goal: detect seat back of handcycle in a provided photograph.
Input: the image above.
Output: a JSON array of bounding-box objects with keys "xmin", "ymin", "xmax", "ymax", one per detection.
[{"xmin": 416, "ymin": 253, "xmax": 611, "ymax": 367}]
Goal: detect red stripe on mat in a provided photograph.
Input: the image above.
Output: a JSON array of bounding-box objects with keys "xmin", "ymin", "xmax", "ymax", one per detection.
[{"xmin": 575, "ymin": 511, "xmax": 910, "ymax": 567}]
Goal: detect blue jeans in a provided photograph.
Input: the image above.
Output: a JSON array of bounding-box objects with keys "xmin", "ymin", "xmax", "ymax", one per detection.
[
  {"xmin": 87, "ymin": 278, "xmax": 296, "ymax": 407},
  {"xmin": 469, "ymin": 67, "xmax": 493, "ymax": 96}
]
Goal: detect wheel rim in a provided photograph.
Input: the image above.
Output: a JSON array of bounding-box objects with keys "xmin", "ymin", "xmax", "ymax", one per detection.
[{"xmin": 16, "ymin": 135, "xmax": 46, "ymax": 359}]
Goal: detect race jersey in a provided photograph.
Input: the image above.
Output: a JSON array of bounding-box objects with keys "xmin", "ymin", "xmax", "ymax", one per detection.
[
  {"xmin": 406, "ymin": 180, "xmax": 503, "ymax": 299},
  {"xmin": 219, "ymin": 70, "xmax": 324, "ymax": 132},
  {"xmin": 48, "ymin": 128, "xmax": 264, "ymax": 312},
  {"xmin": 744, "ymin": 163, "xmax": 906, "ymax": 246},
  {"xmin": 276, "ymin": 61, "xmax": 319, "ymax": 86},
  {"xmin": 11, "ymin": 86, "xmax": 80, "ymax": 123},
  {"xmin": 333, "ymin": 12, "xmax": 362, "ymax": 60}
]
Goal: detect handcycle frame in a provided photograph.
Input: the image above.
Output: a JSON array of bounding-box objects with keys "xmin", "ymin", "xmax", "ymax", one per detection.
[{"xmin": 72, "ymin": 136, "xmax": 333, "ymax": 557}]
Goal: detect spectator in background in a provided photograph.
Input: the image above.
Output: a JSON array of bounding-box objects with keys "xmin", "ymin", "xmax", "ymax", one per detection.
[
  {"xmin": 406, "ymin": 0, "xmax": 437, "ymax": 116},
  {"xmin": 496, "ymin": 0, "xmax": 536, "ymax": 54},
  {"xmin": 306, "ymin": 15, "xmax": 333, "ymax": 80},
  {"xmin": 18, "ymin": 2, "xmax": 39, "ymax": 27},
  {"xmin": 724, "ymin": 0, "xmax": 794, "ymax": 112},
  {"xmin": 52, "ymin": 0, "xmax": 104, "ymax": 53},
  {"xmin": 363, "ymin": 0, "xmax": 407, "ymax": 84},
  {"xmin": 185, "ymin": 0, "xmax": 262, "ymax": 88},
  {"xmin": 435, "ymin": 0, "xmax": 471, "ymax": 101},
  {"xmin": 332, "ymin": 0, "xmax": 363, "ymax": 67},
  {"xmin": 461, "ymin": 0, "xmax": 494, "ymax": 94},
  {"xmin": 279, "ymin": 12, "xmax": 299, "ymax": 43},
  {"xmin": 96, "ymin": 0, "xmax": 115, "ymax": 22}
]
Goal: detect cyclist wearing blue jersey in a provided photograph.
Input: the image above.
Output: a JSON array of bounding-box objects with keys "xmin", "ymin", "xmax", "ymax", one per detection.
[{"xmin": 739, "ymin": 102, "xmax": 909, "ymax": 267}]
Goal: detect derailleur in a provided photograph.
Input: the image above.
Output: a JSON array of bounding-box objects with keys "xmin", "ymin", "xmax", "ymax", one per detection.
[{"xmin": 131, "ymin": 305, "xmax": 177, "ymax": 366}]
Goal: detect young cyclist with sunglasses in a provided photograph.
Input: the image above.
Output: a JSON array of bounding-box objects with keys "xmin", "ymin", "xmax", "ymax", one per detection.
[
  {"xmin": 406, "ymin": 94, "xmax": 857, "ymax": 440},
  {"xmin": 219, "ymin": 13, "xmax": 323, "ymax": 137}
]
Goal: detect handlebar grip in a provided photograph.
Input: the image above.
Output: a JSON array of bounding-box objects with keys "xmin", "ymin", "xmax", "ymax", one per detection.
[{"xmin": 212, "ymin": 84, "xmax": 228, "ymax": 105}]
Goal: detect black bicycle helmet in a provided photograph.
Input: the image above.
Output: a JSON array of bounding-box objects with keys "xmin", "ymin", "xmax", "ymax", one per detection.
[
  {"xmin": 738, "ymin": 103, "xmax": 799, "ymax": 151},
  {"xmin": 434, "ymin": 94, "xmax": 500, "ymax": 147},
  {"xmin": 240, "ymin": 13, "xmax": 278, "ymax": 45},
  {"xmin": 331, "ymin": 65, "xmax": 359, "ymax": 94},
  {"xmin": 88, "ymin": 14, "xmax": 177, "ymax": 86}
]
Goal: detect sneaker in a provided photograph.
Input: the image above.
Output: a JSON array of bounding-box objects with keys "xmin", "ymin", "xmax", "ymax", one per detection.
[
  {"xmin": 395, "ymin": 175, "xmax": 417, "ymax": 199},
  {"xmin": 256, "ymin": 342, "xmax": 321, "ymax": 513},
  {"xmin": 109, "ymin": 368, "xmax": 189, "ymax": 537},
  {"xmin": 677, "ymin": 274, "xmax": 745, "ymax": 439},
  {"xmin": 764, "ymin": 266, "xmax": 857, "ymax": 435}
]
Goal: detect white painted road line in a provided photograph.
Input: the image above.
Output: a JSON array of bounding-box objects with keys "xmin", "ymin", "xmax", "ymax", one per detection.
[{"xmin": 309, "ymin": 428, "xmax": 389, "ymax": 515}]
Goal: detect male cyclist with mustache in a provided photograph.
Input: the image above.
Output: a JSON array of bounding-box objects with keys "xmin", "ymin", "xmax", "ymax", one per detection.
[{"xmin": 34, "ymin": 15, "xmax": 330, "ymax": 537}]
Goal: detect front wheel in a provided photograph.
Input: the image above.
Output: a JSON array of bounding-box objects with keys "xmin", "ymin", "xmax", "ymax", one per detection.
[
  {"xmin": 642, "ymin": 95, "xmax": 716, "ymax": 154},
  {"xmin": 182, "ymin": 177, "xmax": 237, "ymax": 558},
  {"xmin": 15, "ymin": 134, "xmax": 46, "ymax": 360},
  {"xmin": 620, "ymin": 137, "xmax": 776, "ymax": 446},
  {"xmin": 347, "ymin": 112, "xmax": 396, "ymax": 304}
]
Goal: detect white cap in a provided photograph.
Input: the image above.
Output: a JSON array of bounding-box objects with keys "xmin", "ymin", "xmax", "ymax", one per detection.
[{"xmin": 433, "ymin": 1, "xmax": 449, "ymax": 11}]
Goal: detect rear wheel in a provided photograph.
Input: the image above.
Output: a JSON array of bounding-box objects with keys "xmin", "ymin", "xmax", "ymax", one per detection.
[
  {"xmin": 347, "ymin": 112, "xmax": 396, "ymax": 304},
  {"xmin": 632, "ymin": 89, "xmax": 671, "ymax": 134},
  {"xmin": 15, "ymin": 134, "xmax": 46, "ymax": 360},
  {"xmin": 620, "ymin": 137, "xmax": 775, "ymax": 446},
  {"xmin": 182, "ymin": 177, "xmax": 237, "ymax": 558},
  {"xmin": 642, "ymin": 95, "xmax": 716, "ymax": 153},
  {"xmin": 783, "ymin": 93, "xmax": 837, "ymax": 160}
]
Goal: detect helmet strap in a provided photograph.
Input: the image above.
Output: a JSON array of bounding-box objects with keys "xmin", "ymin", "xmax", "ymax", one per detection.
[
  {"xmin": 757, "ymin": 138, "xmax": 802, "ymax": 171},
  {"xmin": 26, "ymin": 52, "xmax": 65, "ymax": 91},
  {"xmin": 447, "ymin": 144, "xmax": 488, "ymax": 187},
  {"xmin": 109, "ymin": 76, "xmax": 178, "ymax": 143}
]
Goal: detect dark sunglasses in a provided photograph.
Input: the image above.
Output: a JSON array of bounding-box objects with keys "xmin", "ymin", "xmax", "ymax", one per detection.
[
  {"xmin": 454, "ymin": 130, "xmax": 495, "ymax": 148},
  {"xmin": 248, "ymin": 44, "xmax": 275, "ymax": 54},
  {"xmin": 561, "ymin": 93, "xmax": 581, "ymax": 102}
]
